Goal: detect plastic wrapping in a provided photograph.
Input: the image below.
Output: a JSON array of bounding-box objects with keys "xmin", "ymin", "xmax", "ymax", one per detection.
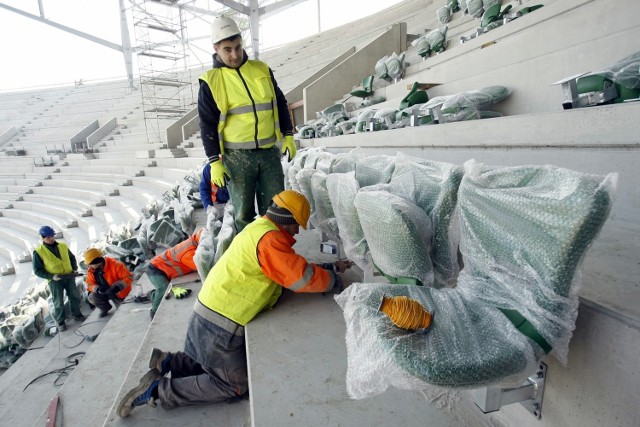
[
  {"xmin": 415, "ymin": 35, "xmax": 430, "ymax": 57},
  {"xmin": 426, "ymin": 28, "xmax": 447, "ymax": 53},
  {"xmin": 374, "ymin": 56, "xmax": 388, "ymax": 80},
  {"xmin": 326, "ymin": 172, "xmax": 370, "ymax": 271},
  {"xmin": 467, "ymin": 0, "xmax": 484, "ymax": 17},
  {"xmin": 355, "ymin": 108, "xmax": 378, "ymax": 133},
  {"xmin": 441, "ymin": 86, "xmax": 511, "ymax": 123},
  {"xmin": 194, "ymin": 207, "xmax": 224, "ymax": 281},
  {"xmin": 385, "ymin": 52, "xmax": 406, "ymax": 81},
  {"xmin": 437, "ymin": 5, "xmax": 452, "ymax": 24},
  {"xmin": 311, "ymin": 171, "xmax": 340, "ymax": 241},
  {"xmin": 612, "ymin": 52, "xmax": 640, "ymax": 89},
  {"xmin": 354, "ymin": 190, "xmax": 434, "ymax": 286},
  {"xmin": 331, "ymin": 149, "xmax": 358, "ymax": 173},
  {"xmin": 459, "ymin": 0, "xmax": 467, "ymax": 13},
  {"xmin": 456, "ymin": 160, "xmax": 617, "ymax": 364},
  {"xmin": 354, "ymin": 154, "xmax": 395, "ymax": 187},
  {"xmin": 213, "ymin": 203, "xmax": 237, "ymax": 263},
  {"xmin": 386, "ymin": 153, "xmax": 463, "ymax": 287},
  {"xmin": 335, "ymin": 282, "xmax": 543, "ymax": 398},
  {"xmin": 295, "ymin": 168, "xmax": 319, "ymax": 227}
]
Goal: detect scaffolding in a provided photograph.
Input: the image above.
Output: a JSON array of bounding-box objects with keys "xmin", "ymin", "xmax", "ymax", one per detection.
[{"xmin": 133, "ymin": 0, "xmax": 196, "ymax": 143}]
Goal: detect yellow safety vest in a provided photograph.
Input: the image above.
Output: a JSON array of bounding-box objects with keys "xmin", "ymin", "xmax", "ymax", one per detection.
[
  {"xmin": 200, "ymin": 60, "xmax": 282, "ymax": 151},
  {"xmin": 198, "ymin": 217, "xmax": 282, "ymax": 326},
  {"xmin": 34, "ymin": 242, "xmax": 73, "ymax": 276}
]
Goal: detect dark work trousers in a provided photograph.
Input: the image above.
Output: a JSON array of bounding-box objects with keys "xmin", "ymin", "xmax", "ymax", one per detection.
[{"xmin": 224, "ymin": 146, "xmax": 284, "ymax": 232}]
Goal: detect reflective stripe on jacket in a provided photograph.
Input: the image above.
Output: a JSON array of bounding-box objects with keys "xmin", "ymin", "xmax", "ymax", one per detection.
[
  {"xmin": 199, "ymin": 60, "xmax": 282, "ymax": 151},
  {"xmin": 34, "ymin": 242, "xmax": 73, "ymax": 276},
  {"xmin": 86, "ymin": 257, "xmax": 133, "ymax": 299},
  {"xmin": 150, "ymin": 229, "xmax": 202, "ymax": 280},
  {"xmin": 198, "ymin": 217, "xmax": 333, "ymax": 326}
]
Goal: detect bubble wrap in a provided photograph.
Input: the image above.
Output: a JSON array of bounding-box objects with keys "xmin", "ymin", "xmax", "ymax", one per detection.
[
  {"xmin": 335, "ymin": 283, "xmax": 543, "ymax": 398},
  {"xmin": 607, "ymin": 50, "xmax": 640, "ymax": 89},
  {"xmin": 375, "ymin": 56, "xmax": 388, "ymax": 80},
  {"xmin": 331, "ymin": 150, "xmax": 358, "ymax": 173},
  {"xmin": 326, "ymin": 172, "xmax": 370, "ymax": 271},
  {"xmin": 354, "ymin": 191, "xmax": 434, "ymax": 286},
  {"xmin": 315, "ymin": 152, "xmax": 336, "ymax": 174},
  {"xmin": 311, "ymin": 171, "xmax": 340, "ymax": 241},
  {"xmin": 194, "ymin": 210, "xmax": 223, "ymax": 281},
  {"xmin": 295, "ymin": 168, "xmax": 319, "ymax": 227},
  {"xmin": 213, "ymin": 204, "xmax": 237, "ymax": 263},
  {"xmin": 437, "ymin": 5, "xmax": 452, "ymax": 24},
  {"xmin": 354, "ymin": 154, "xmax": 396, "ymax": 187},
  {"xmin": 415, "ymin": 35, "xmax": 430, "ymax": 57},
  {"xmin": 388, "ymin": 154, "xmax": 464, "ymax": 287},
  {"xmin": 456, "ymin": 160, "xmax": 617, "ymax": 364},
  {"xmin": 425, "ymin": 30, "xmax": 445, "ymax": 49},
  {"xmin": 467, "ymin": 0, "xmax": 484, "ymax": 17}
]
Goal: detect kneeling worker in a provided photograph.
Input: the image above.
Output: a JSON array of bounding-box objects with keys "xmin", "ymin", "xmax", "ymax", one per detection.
[
  {"xmin": 117, "ymin": 190, "xmax": 351, "ymax": 417},
  {"xmin": 146, "ymin": 228, "xmax": 203, "ymax": 319},
  {"xmin": 84, "ymin": 248, "xmax": 133, "ymax": 317}
]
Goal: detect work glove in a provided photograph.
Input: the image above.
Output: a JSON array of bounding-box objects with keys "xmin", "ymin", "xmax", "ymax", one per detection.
[
  {"xmin": 108, "ymin": 281, "xmax": 126, "ymax": 295},
  {"xmin": 281, "ymin": 135, "xmax": 297, "ymax": 162},
  {"xmin": 94, "ymin": 285, "xmax": 108, "ymax": 295},
  {"xmin": 171, "ymin": 286, "xmax": 192, "ymax": 299},
  {"xmin": 210, "ymin": 160, "xmax": 230, "ymax": 187},
  {"xmin": 331, "ymin": 272, "xmax": 345, "ymax": 294},
  {"xmin": 52, "ymin": 274, "xmax": 61, "ymax": 281}
]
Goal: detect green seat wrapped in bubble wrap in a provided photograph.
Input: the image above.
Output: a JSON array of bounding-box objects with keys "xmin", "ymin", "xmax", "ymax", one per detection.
[
  {"xmin": 311, "ymin": 171, "xmax": 340, "ymax": 241},
  {"xmin": 295, "ymin": 168, "xmax": 319, "ymax": 227},
  {"xmin": 336, "ymin": 160, "xmax": 616, "ymax": 397},
  {"xmin": 354, "ymin": 191, "xmax": 434, "ymax": 287},
  {"xmin": 387, "ymin": 154, "xmax": 463, "ymax": 287},
  {"xmin": 456, "ymin": 160, "xmax": 617, "ymax": 363},
  {"xmin": 326, "ymin": 172, "xmax": 370, "ymax": 271},
  {"xmin": 354, "ymin": 154, "xmax": 395, "ymax": 187},
  {"xmin": 336, "ymin": 283, "xmax": 542, "ymax": 396}
]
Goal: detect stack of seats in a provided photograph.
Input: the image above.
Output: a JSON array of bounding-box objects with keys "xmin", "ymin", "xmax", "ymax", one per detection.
[{"xmin": 335, "ymin": 159, "xmax": 616, "ymax": 398}]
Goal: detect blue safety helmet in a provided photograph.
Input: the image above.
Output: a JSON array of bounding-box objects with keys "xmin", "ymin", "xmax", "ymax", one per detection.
[{"xmin": 39, "ymin": 225, "xmax": 56, "ymax": 237}]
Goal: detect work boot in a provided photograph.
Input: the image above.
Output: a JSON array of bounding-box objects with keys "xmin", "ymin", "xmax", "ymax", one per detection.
[
  {"xmin": 117, "ymin": 369, "xmax": 161, "ymax": 418},
  {"xmin": 99, "ymin": 309, "xmax": 110, "ymax": 318},
  {"xmin": 149, "ymin": 348, "xmax": 171, "ymax": 376},
  {"xmin": 74, "ymin": 314, "xmax": 87, "ymax": 322},
  {"xmin": 57, "ymin": 322, "xmax": 67, "ymax": 332}
]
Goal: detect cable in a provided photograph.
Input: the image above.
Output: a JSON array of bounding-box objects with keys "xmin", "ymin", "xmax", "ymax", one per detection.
[
  {"xmin": 379, "ymin": 295, "xmax": 433, "ymax": 331},
  {"xmin": 22, "ymin": 351, "xmax": 86, "ymax": 392},
  {"xmin": 64, "ymin": 319, "xmax": 108, "ymax": 348}
]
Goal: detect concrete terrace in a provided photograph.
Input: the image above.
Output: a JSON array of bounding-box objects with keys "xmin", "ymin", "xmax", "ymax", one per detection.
[{"xmin": 0, "ymin": 0, "xmax": 639, "ymax": 426}]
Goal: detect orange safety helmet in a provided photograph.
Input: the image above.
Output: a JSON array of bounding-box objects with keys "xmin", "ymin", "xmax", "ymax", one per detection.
[{"xmin": 272, "ymin": 190, "xmax": 311, "ymax": 229}]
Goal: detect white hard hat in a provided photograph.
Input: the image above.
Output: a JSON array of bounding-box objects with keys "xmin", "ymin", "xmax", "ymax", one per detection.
[{"xmin": 211, "ymin": 16, "xmax": 241, "ymax": 44}]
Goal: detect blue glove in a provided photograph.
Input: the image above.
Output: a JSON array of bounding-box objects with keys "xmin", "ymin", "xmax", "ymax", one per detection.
[
  {"xmin": 281, "ymin": 135, "xmax": 297, "ymax": 162},
  {"xmin": 210, "ymin": 161, "xmax": 230, "ymax": 187}
]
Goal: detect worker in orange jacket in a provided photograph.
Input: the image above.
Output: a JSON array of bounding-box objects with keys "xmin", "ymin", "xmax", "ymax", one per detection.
[
  {"xmin": 146, "ymin": 228, "xmax": 203, "ymax": 319},
  {"xmin": 85, "ymin": 248, "xmax": 133, "ymax": 317},
  {"xmin": 118, "ymin": 190, "xmax": 351, "ymax": 417}
]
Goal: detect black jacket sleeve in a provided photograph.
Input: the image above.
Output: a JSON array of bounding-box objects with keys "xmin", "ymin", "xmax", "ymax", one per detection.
[
  {"xmin": 270, "ymin": 68, "xmax": 293, "ymax": 136},
  {"xmin": 198, "ymin": 80, "xmax": 222, "ymax": 163}
]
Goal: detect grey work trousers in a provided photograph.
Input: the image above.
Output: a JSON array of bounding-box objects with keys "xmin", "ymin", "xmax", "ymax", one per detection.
[{"xmin": 157, "ymin": 310, "xmax": 248, "ymax": 409}]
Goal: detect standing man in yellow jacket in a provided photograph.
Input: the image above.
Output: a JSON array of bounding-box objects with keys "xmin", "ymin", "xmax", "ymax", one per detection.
[
  {"xmin": 117, "ymin": 190, "xmax": 351, "ymax": 417},
  {"xmin": 198, "ymin": 16, "xmax": 297, "ymax": 232},
  {"xmin": 32, "ymin": 225, "xmax": 86, "ymax": 332}
]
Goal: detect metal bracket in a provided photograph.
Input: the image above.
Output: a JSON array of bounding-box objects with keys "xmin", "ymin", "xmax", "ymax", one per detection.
[{"xmin": 472, "ymin": 362, "xmax": 547, "ymax": 419}]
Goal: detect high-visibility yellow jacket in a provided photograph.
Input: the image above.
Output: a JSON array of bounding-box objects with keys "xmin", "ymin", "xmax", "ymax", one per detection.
[
  {"xmin": 150, "ymin": 229, "xmax": 202, "ymax": 280},
  {"xmin": 199, "ymin": 60, "xmax": 282, "ymax": 151},
  {"xmin": 34, "ymin": 242, "xmax": 73, "ymax": 276},
  {"xmin": 198, "ymin": 217, "xmax": 334, "ymax": 326}
]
